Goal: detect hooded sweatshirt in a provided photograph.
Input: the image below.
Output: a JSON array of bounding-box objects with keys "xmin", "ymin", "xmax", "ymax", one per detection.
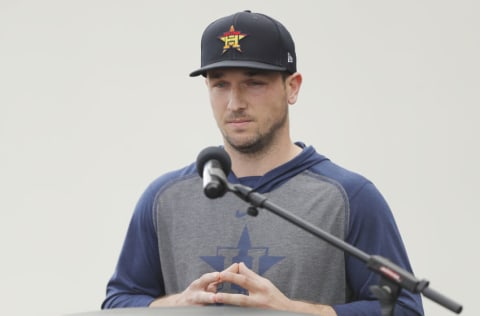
[{"xmin": 102, "ymin": 143, "xmax": 424, "ymax": 316}]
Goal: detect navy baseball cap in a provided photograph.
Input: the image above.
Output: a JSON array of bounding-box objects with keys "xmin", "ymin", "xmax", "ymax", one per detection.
[{"xmin": 190, "ymin": 10, "xmax": 297, "ymax": 77}]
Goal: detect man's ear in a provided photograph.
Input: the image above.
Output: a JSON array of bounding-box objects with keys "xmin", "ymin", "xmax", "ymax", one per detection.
[{"xmin": 287, "ymin": 72, "xmax": 302, "ymax": 105}]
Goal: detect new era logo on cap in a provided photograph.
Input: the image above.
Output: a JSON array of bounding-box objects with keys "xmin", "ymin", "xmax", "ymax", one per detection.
[
  {"xmin": 190, "ymin": 10, "xmax": 296, "ymax": 77},
  {"xmin": 288, "ymin": 52, "xmax": 294, "ymax": 63}
]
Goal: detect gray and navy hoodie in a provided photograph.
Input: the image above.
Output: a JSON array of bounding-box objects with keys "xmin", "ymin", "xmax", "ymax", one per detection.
[{"xmin": 102, "ymin": 143, "xmax": 424, "ymax": 316}]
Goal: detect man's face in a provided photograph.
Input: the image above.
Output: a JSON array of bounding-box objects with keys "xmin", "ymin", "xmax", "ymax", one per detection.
[{"xmin": 206, "ymin": 68, "xmax": 291, "ymax": 154}]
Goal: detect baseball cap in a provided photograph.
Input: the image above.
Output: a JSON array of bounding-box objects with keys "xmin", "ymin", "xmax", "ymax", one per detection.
[{"xmin": 189, "ymin": 10, "xmax": 296, "ymax": 77}]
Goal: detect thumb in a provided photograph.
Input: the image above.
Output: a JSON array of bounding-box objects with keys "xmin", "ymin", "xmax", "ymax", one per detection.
[
  {"xmin": 223, "ymin": 262, "xmax": 240, "ymax": 273},
  {"xmin": 238, "ymin": 262, "xmax": 257, "ymax": 277}
]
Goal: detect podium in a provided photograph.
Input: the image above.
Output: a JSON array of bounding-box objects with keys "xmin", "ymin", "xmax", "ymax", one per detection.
[{"xmin": 67, "ymin": 306, "xmax": 309, "ymax": 315}]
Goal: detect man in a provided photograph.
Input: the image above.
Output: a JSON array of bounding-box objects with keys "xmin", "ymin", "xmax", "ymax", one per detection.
[{"xmin": 102, "ymin": 10, "xmax": 424, "ymax": 316}]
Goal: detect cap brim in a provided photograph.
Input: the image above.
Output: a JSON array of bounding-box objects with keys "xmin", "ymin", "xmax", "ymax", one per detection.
[{"xmin": 189, "ymin": 60, "xmax": 287, "ymax": 77}]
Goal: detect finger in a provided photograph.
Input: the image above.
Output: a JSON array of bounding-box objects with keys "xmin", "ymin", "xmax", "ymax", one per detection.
[
  {"xmin": 215, "ymin": 292, "xmax": 251, "ymax": 307},
  {"xmin": 238, "ymin": 262, "xmax": 260, "ymax": 278},
  {"xmin": 221, "ymin": 263, "xmax": 267, "ymax": 292},
  {"xmin": 190, "ymin": 271, "xmax": 220, "ymax": 290},
  {"xmin": 206, "ymin": 282, "xmax": 218, "ymax": 293},
  {"xmin": 222, "ymin": 262, "xmax": 240, "ymax": 273},
  {"xmin": 219, "ymin": 270, "xmax": 250, "ymax": 289},
  {"xmin": 191, "ymin": 291, "xmax": 217, "ymax": 305},
  {"xmin": 238, "ymin": 262, "xmax": 257, "ymax": 277}
]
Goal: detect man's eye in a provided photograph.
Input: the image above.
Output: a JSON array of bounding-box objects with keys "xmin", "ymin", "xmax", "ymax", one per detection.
[{"xmin": 213, "ymin": 82, "xmax": 225, "ymax": 88}]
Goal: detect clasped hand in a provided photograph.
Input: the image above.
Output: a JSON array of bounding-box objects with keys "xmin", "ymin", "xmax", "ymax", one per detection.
[{"xmin": 150, "ymin": 262, "xmax": 291, "ymax": 311}]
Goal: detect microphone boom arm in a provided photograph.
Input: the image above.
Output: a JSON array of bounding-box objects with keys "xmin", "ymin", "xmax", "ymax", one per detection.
[{"xmin": 224, "ymin": 182, "xmax": 463, "ymax": 315}]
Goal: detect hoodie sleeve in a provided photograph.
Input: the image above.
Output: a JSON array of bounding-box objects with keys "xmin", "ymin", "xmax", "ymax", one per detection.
[
  {"xmin": 101, "ymin": 179, "xmax": 165, "ymax": 309},
  {"xmin": 333, "ymin": 182, "xmax": 424, "ymax": 316}
]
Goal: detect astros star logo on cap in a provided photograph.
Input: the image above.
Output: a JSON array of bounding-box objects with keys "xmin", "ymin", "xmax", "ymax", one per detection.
[{"xmin": 218, "ymin": 25, "xmax": 247, "ymax": 54}]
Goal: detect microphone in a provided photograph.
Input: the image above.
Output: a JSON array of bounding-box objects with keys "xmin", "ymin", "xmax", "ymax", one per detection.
[{"xmin": 196, "ymin": 146, "xmax": 232, "ymax": 199}]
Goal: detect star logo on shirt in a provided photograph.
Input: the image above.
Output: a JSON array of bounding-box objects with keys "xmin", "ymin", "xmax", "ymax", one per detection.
[{"xmin": 200, "ymin": 226, "xmax": 284, "ymax": 293}]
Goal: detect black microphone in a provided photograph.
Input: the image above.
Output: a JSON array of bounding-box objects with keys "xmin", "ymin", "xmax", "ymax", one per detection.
[{"xmin": 196, "ymin": 146, "xmax": 232, "ymax": 199}]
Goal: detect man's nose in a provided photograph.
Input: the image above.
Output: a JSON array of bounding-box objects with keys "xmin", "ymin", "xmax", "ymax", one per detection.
[{"xmin": 226, "ymin": 86, "xmax": 246, "ymax": 111}]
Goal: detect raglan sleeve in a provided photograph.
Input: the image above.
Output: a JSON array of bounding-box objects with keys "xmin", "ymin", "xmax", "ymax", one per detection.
[
  {"xmin": 101, "ymin": 180, "xmax": 165, "ymax": 308},
  {"xmin": 332, "ymin": 181, "xmax": 424, "ymax": 316}
]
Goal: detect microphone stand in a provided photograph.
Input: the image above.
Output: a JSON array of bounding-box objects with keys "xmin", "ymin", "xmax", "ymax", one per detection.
[{"xmin": 224, "ymin": 182, "xmax": 463, "ymax": 316}]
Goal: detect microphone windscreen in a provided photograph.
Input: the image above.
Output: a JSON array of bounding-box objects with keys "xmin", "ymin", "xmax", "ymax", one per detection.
[{"xmin": 196, "ymin": 146, "xmax": 232, "ymax": 177}]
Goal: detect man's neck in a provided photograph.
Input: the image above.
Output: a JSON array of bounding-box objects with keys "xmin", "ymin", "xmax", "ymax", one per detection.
[{"xmin": 226, "ymin": 142, "xmax": 302, "ymax": 177}]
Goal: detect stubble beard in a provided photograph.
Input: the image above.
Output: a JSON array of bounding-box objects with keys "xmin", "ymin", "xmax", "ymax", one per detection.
[{"xmin": 223, "ymin": 108, "xmax": 289, "ymax": 156}]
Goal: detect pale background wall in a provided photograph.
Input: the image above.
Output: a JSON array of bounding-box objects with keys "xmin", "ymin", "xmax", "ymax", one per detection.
[{"xmin": 0, "ymin": 1, "xmax": 478, "ymax": 315}]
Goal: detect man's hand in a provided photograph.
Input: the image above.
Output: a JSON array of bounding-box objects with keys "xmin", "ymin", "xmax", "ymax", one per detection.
[
  {"xmin": 215, "ymin": 262, "xmax": 337, "ymax": 316},
  {"xmin": 149, "ymin": 264, "xmax": 238, "ymax": 307},
  {"xmin": 149, "ymin": 271, "xmax": 219, "ymax": 307},
  {"xmin": 214, "ymin": 262, "xmax": 290, "ymax": 310},
  {"xmin": 150, "ymin": 262, "xmax": 336, "ymax": 315}
]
